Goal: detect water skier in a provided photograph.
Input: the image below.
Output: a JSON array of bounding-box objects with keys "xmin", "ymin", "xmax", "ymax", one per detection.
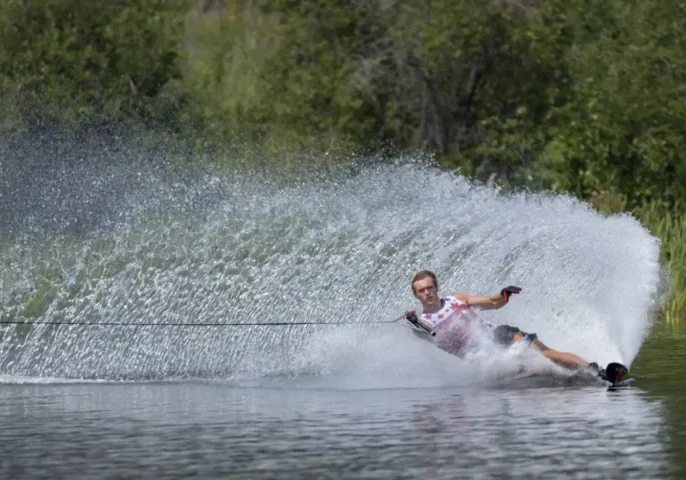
[{"xmin": 404, "ymin": 270, "xmax": 609, "ymax": 376}]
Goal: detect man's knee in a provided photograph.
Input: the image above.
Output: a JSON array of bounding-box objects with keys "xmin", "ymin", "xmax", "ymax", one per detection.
[{"xmin": 493, "ymin": 325, "xmax": 537, "ymax": 347}]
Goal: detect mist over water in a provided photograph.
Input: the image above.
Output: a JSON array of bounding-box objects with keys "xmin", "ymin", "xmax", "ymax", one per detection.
[{"xmin": 0, "ymin": 139, "xmax": 662, "ymax": 382}]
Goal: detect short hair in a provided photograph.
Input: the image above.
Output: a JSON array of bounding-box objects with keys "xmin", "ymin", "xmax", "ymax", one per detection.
[{"xmin": 411, "ymin": 270, "xmax": 438, "ymax": 295}]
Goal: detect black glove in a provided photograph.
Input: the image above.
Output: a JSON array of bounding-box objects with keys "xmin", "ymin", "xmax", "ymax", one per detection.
[
  {"xmin": 500, "ymin": 286, "xmax": 522, "ymax": 302},
  {"xmin": 405, "ymin": 311, "xmax": 419, "ymax": 324}
]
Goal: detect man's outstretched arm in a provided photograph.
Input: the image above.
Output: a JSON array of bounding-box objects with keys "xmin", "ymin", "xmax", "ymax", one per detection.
[{"xmin": 453, "ymin": 286, "xmax": 521, "ymax": 310}]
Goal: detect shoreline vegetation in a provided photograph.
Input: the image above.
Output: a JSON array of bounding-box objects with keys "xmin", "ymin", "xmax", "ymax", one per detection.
[{"xmin": 1, "ymin": 0, "xmax": 684, "ymax": 322}]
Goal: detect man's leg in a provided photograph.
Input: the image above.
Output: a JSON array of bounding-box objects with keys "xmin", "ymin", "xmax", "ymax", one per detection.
[
  {"xmin": 492, "ymin": 325, "xmax": 592, "ymax": 371},
  {"xmin": 531, "ymin": 339, "xmax": 589, "ymax": 369}
]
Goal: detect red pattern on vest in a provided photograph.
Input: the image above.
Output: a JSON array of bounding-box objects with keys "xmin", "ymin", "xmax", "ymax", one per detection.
[{"xmin": 421, "ymin": 295, "xmax": 494, "ymax": 355}]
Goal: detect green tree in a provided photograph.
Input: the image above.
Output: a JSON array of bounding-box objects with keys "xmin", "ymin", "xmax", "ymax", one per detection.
[
  {"xmin": 0, "ymin": 0, "xmax": 188, "ymax": 130},
  {"xmin": 531, "ymin": 0, "xmax": 686, "ymax": 208}
]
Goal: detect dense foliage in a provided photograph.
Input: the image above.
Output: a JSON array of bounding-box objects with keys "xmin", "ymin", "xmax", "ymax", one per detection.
[{"xmin": 1, "ymin": 0, "xmax": 685, "ymax": 319}]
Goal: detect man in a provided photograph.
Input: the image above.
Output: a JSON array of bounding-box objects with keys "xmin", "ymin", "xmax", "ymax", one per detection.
[{"xmin": 405, "ymin": 270, "xmax": 602, "ymax": 374}]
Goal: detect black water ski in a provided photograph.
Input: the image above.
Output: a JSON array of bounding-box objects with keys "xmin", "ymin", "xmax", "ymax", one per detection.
[
  {"xmin": 499, "ymin": 362, "xmax": 634, "ymax": 389},
  {"xmin": 584, "ymin": 361, "xmax": 633, "ymax": 387},
  {"xmin": 595, "ymin": 362, "xmax": 633, "ymax": 388},
  {"xmin": 604, "ymin": 362, "xmax": 633, "ymax": 388}
]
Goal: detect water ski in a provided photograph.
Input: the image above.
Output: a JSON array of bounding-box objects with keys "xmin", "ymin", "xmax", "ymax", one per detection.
[{"xmin": 599, "ymin": 362, "xmax": 633, "ymax": 387}]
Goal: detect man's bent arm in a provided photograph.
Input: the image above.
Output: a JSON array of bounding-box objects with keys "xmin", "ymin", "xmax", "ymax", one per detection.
[{"xmin": 453, "ymin": 293, "xmax": 507, "ymax": 310}]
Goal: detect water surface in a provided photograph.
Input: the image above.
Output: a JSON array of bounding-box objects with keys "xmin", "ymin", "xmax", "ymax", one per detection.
[
  {"xmin": 0, "ymin": 374, "xmax": 675, "ymax": 479},
  {"xmin": 0, "ymin": 146, "xmax": 674, "ymax": 478}
]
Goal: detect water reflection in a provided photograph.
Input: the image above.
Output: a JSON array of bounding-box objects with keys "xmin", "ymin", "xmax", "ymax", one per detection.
[
  {"xmin": 0, "ymin": 380, "xmax": 675, "ymax": 479},
  {"xmin": 633, "ymin": 324, "xmax": 686, "ymax": 479},
  {"xmin": 411, "ymin": 388, "xmax": 671, "ymax": 479}
]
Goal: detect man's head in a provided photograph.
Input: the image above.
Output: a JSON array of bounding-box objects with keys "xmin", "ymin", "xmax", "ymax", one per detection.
[{"xmin": 411, "ymin": 270, "xmax": 439, "ymax": 307}]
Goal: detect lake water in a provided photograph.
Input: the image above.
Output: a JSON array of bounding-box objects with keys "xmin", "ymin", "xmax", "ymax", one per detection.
[
  {"xmin": 0, "ymin": 147, "xmax": 677, "ymax": 478},
  {"xmin": 2, "ymin": 326, "xmax": 684, "ymax": 479}
]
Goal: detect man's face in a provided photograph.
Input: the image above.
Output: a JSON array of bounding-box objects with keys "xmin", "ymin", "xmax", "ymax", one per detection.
[{"xmin": 413, "ymin": 277, "xmax": 438, "ymax": 306}]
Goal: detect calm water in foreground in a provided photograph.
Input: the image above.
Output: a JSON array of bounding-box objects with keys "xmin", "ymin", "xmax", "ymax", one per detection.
[{"xmin": 1, "ymin": 325, "xmax": 684, "ymax": 480}]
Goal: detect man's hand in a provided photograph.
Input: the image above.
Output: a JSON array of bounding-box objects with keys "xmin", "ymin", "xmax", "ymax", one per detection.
[
  {"xmin": 405, "ymin": 311, "xmax": 419, "ymax": 324},
  {"xmin": 500, "ymin": 286, "xmax": 522, "ymax": 302}
]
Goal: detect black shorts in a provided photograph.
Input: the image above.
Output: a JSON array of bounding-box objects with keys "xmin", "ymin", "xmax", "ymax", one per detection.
[{"xmin": 492, "ymin": 325, "xmax": 537, "ymax": 347}]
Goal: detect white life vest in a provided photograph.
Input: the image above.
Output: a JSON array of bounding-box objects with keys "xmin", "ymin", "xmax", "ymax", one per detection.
[{"xmin": 420, "ymin": 295, "xmax": 495, "ymax": 331}]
